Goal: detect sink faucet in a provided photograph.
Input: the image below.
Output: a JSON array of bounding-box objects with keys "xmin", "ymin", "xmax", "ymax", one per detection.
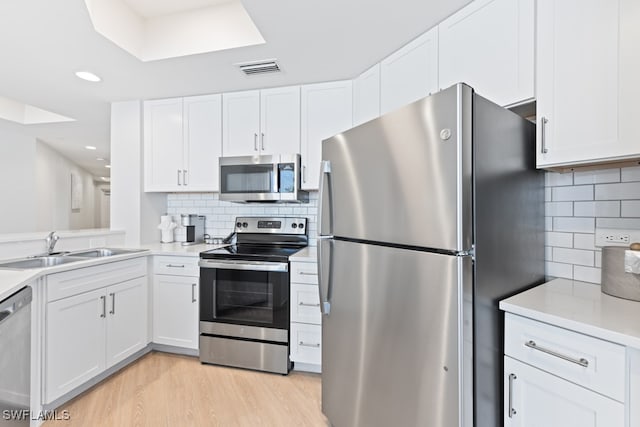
[{"xmin": 45, "ymin": 231, "xmax": 59, "ymax": 255}]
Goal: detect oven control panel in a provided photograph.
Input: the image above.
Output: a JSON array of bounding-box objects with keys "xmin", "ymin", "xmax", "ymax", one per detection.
[{"xmin": 235, "ymin": 217, "xmax": 307, "ymax": 235}]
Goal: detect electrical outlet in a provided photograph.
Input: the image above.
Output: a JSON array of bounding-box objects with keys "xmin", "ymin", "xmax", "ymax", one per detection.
[{"xmin": 595, "ymin": 229, "xmax": 640, "ymax": 247}]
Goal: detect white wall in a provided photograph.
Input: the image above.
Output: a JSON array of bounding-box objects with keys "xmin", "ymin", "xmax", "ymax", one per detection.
[
  {"xmin": 545, "ymin": 166, "xmax": 640, "ymax": 284},
  {"xmin": 110, "ymin": 101, "xmax": 166, "ymax": 245},
  {"xmin": 0, "ymin": 127, "xmax": 37, "ymax": 232},
  {"xmin": 35, "ymin": 141, "xmax": 104, "ymax": 231}
]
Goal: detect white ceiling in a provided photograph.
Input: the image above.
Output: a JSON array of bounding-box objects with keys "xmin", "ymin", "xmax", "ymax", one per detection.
[{"xmin": 0, "ymin": 0, "xmax": 471, "ymax": 178}]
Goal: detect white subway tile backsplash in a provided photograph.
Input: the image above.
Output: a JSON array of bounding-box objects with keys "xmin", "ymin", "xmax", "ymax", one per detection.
[
  {"xmin": 621, "ymin": 166, "xmax": 640, "ymax": 182},
  {"xmin": 573, "ymin": 266, "xmax": 601, "ymax": 284},
  {"xmin": 546, "ymin": 261, "xmax": 573, "ymax": 279},
  {"xmin": 595, "ymin": 182, "xmax": 640, "ymax": 200},
  {"xmin": 573, "ymin": 201, "xmax": 620, "ymax": 217},
  {"xmin": 552, "ymin": 185, "xmax": 593, "ymax": 201},
  {"xmin": 552, "ymin": 247, "xmax": 594, "ymax": 267},
  {"xmin": 545, "ymin": 172, "xmax": 573, "ymax": 187},
  {"xmin": 596, "ymin": 217, "xmax": 640, "ymax": 229},
  {"xmin": 545, "ymin": 202, "xmax": 573, "ymax": 217},
  {"xmin": 545, "ymin": 232, "xmax": 573, "ymax": 248},
  {"xmin": 544, "ymin": 167, "xmax": 640, "ymax": 285},
  {"xmin": 553, "ymin": 217, "xmax": 595, "ymax": 233},
  {"xmin": 165, "ymin": 192, "xmax": 318, "ymax": 245},
  {"xmin": 573, "ymin": 233, "xmax": 597, "ymax": 251},
  {"xmin": 574, "ymin": 168, "xmax": 620, "ymax": 185},
  {"xmin": 621, "ymin": 201, "xmax": 640, "ymax": 217}
]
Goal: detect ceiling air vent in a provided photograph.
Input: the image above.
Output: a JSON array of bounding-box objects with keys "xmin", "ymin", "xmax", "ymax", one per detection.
[{"xmin": 237, "ymin": 59, "xmax": 280, "ymax": 75}]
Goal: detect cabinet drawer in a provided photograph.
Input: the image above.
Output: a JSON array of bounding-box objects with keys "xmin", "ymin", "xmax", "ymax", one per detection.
[
  {"xmin": 290, "ymin": 323, "xmax": 321, "ymax": 366},
  {"xmin": 505, "ymin": 313, "xmax": 625, "ymax": 402},
  {"xmin": 47, "ymin": 258, "xmax": 147, "ymax": 302},
  {"xmin": 291, "ymin": 283, "xmax": 321, "ymax": 325},
  {"xmin": 290, "ymin": 262, "xmax": 318, "ymax": 284},
  {"xmin": 154, "ymin": 256, "xmax": 199, "ymax": 277}
]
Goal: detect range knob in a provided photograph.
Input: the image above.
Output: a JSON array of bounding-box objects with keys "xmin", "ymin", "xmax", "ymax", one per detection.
[
  {"xmin": 236, "ymin": 222, "xmax": 242, "ymax": 228},
  {"xmin": 292, "ymin": 223, "xmax": 298, "ymax": 229},
  {"xmin": 242, "ymin": 222, "xmax": 248, "ymax": 228},
  {"xmin": 298, "ymin": 223, "xmax": 305, "ymax": 229}
]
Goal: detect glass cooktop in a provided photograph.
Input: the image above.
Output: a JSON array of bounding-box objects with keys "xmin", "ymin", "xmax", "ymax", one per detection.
[{"xmin": 200, "ymin": 244, "xmax": 305, "ymax": 262}]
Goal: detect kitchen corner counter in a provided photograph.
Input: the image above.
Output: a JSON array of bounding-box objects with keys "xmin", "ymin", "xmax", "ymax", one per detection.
[
  {"xmin": 139, "ymin": 242, "xmax": 224, "ymax": 257},
  {"xmin": 289, "ymin": 246, "xmax": 317, "ymax": 262},
  {"xmin": 500, "ymin": 278, "xmax": 640, "ymax": 349}
]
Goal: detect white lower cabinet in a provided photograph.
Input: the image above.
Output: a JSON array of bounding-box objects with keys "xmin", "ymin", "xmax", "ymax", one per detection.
[
  {"xmin": 152, "ymin": 256, "xmax": 199, "ymax": 350},
  {"xmin": 504, "ymin": 313, "xmax": 626, "ymax": 427},
  {"xmin": 44, "ymin": 260, "xmax": 148, "ymax": 404},
  {"xmin": 152, "ymin": 274, "xmax": 199, "ymax": 349},
  {"xmin": 290, "ymin": 260, "xmax": 321, "ymax": 372},
  {"xmin": 504, "ymin": 356, "xmax": 624, "ymax": 427}
]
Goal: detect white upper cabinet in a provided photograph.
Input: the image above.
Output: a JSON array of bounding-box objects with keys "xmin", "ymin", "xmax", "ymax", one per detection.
[
  {"xmin": 537, "ymin": 0, "xmax": 640, "ymax": 168},
  {"xmin": 183, "ymin": 95, "xmax": 223, "ymax": 192},
  {"xmin": 144, "ymin": 94, "xmax": 222, "ymax": 192},
  {"xmin": 438, "ymin": 0, "xmax": 534, "ymax": 107},
  {"xmin": 380, "ymin": 26, "xmax": 439, "ymax": 115},
  {"xmin": 301, "ymin": 80, "xmax": 353, "ymax": 190},
  {"xmin": 222, "ymin": 90, "xmax": 260, "ymax": 156},
  {"xmin": 353, "ymin": 63, "xmax": 381, "ymax": 126},
  {"xmin": 260, "ymin": 86, "xmax": 301, "ymax": 155},
  {"xmin": 223, "ymin": 86, "xmax": 300, "ymax": 157}
]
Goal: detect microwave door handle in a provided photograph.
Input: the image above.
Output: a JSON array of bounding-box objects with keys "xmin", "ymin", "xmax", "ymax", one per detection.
[{"xmin": 273, "ymin": 163, "xmax": 279, "ymax": 194}]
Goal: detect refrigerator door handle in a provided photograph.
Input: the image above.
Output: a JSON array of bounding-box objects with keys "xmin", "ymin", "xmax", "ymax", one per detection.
[
  {"xmin": 317, "ymin": 160, "xmax": 333, "ymax": 236},
  {"xmin": 317, "ymin": 237, "xmax": 332, "ymax": 315}
]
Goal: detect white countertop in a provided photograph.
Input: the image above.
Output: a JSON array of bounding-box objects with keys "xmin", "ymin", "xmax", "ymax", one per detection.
[
  {"xmin": 290, "ymin": 246, "xmax": 317, "ymax": 262},
  {"xmin": 500, "ymin": 278, "xmax": 640, "ymax": 349},
  {"xmin": 0, "ymin": 242, "xmax": 233, "ymax": 302}
]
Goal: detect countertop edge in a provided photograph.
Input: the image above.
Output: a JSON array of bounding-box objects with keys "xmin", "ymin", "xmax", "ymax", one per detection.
[{"xmin": 500, "ymin": 279, "xmax": 640, "ymax": 349}]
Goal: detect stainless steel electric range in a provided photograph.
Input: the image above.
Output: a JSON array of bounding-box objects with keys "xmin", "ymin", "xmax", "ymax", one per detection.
[{"xmin": 198, "ymin": 216, "xmax": 308, "ymax": 374}]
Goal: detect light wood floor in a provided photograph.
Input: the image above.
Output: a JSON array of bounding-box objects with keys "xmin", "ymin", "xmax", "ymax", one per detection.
[{"xmin": 44, "ymin": 352, "xmax": 328, "ymax": 427}]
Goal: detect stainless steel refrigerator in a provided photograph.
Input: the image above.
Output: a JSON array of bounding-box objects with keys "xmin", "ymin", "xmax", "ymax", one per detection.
[{"xmin": 317, "ymin": 84, "xmax": 545, "ymax": 427}]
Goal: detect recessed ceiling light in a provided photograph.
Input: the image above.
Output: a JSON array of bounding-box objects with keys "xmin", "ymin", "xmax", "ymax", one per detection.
[
  {"xmin": 96, "ymin": 157, "xmax": 105, "ymax": 161},
  {"xmin": 75, "ymin": 71, "xmax": 101, "ymax": 82},
  {"xmin": 85, "ymin": 145, "xmax": 97, "ymax": 150},
  {"xmin": 105, "ymin": 164, "xmax": 111, "ymax": 168}
]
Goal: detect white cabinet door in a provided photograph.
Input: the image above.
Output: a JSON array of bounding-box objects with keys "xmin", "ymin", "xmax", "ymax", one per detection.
[
  {"xmin": 438, "ymin": 0, "xmax": 534, "ymax": 107},
  {"xmin": 300, "ymin": 80, "xmax": 353, "ymax": 190},
  {"xmin": 183, "ymin": 94, "xmax": 222, "ymax": 191},
  {"xmin": 537, "ymin": 0, "xmax": 640, "ymax": 168},
  {"xmin": 630, "ymin": 348, "xmax": 640, "ymax": 427},
  {"xmin": 45, "ymin": 288, "xmax": 106, "ymax": 403},
  {"xmin": 105, "ymin": 277, "xmax": 148, "ymax": 368},
  {"xmin": 504, "ymin": 356, "xmax": 624, "ymax": 427},
  {"xmin": 353, "ymin": 63, "xmax": 381, "ymax": 126},
  {"xmin": 153, "ymin": 275, "xmax": 199, "ymax": 350},
  {"xmin": 290, "ymin": 323, "xmax": 322, "ymax": 366},
  {"xmin": 380, "ymin": 27, "xmax": 439, "ymax": 115},
  {"xmin": 259, "ymin": 86, "xmax": 300, "ymax": 155},
  {"xmin": 222, "ymin": 90, "xmax": 260, "ymax": 157},
  {"xmin": 144, "ymin": 98, "xmax": 184, "ymax": 191}
]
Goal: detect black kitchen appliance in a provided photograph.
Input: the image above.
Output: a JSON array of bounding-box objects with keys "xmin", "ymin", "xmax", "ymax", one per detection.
[{"xmin": 199, "ymin": 216, "xmax": 308, "ymax": 374}]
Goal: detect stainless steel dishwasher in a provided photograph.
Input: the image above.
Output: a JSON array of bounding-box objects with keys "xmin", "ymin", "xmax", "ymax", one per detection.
[{"xmin": 0, "ymin": 287, "xmax": 32, "ymax": 427}]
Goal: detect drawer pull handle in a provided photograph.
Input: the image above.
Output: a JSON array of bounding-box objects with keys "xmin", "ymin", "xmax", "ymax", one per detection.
[
  {"xmin": 508, "ymin": 373, "xmax": 517, "ymax": 418},
  {"xmin": 299, "ymin": 341, "xmax": 320, "ymax": 348},
  {"xmin": 525, "ymin": 340, "xmax": 589, "ymax": 367},
  {"xmin": 299, "ymin": 302, "xmax": 320, "ymax": 307},
  {"xmin": 299, "ymin": 271, "xmax": 317, "ymax": 276},
  {"xmin": 166, "ymin": 264, "xmax": 185, "ymax": 268}
]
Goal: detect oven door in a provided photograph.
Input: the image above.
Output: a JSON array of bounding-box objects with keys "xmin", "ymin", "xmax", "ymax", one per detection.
[
  {"xmin": 219, "ymin": 156, "xmax": 279, "ymax": 202},
  {"xmin": 199, "ymin": 259, "xmax": 290, "ymax": 331}
]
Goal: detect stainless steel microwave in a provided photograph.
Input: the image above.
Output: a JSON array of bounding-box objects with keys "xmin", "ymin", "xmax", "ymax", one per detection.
[{"xmin": 219, "ymin": 154, "xmax": 309, "ymax": 203}]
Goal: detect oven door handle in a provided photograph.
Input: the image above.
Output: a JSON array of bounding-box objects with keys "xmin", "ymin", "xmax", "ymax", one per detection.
[{"xmin": 199, "ymin": 259, "xmax": 289, "ymax": 272}]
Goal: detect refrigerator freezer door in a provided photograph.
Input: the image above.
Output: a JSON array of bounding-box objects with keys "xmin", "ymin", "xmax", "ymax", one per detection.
[
  {"xmin": 320, "ymin": 84, "xmax": 473, "ymax": 252},
  {"xmin": 322, "ymin": 239, "xmax": 461, "ymax": 427}
]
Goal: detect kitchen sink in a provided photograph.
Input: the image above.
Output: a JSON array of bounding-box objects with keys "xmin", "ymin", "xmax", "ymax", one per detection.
[
  {"xmin": 69, "ymin": 248, "xmax": 147, "ymax": 258},
  {"xmin": 0, "ymin": 256, "xmax": 87, "ymax": 270}
]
